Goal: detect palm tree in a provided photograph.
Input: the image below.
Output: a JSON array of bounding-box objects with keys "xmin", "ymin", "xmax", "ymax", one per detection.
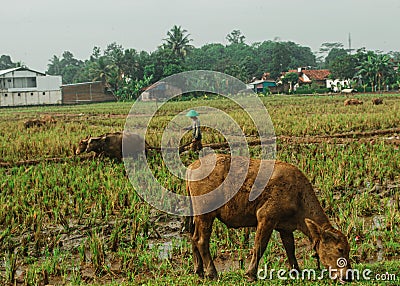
[
  {"xmin": 357, "ymin": 52, "xmax": 378, "ymax": 92},
  {"xmin": 226, "ymin": 30, "xmax": 246, "ymax": 45},
  {"xmin": 375, "ymin": 54, "xmax": 393, "ymax": 91},
  {"xmin": 89, "ymin": 56, "xmax": 116, "ymax": 88},
  {"xmin": 163, "ymin": 25, "xmax": 193, "ymax": 59},
  {"xmin": 47, "ymin": 55, "xmax": 62, "ymax": 75},
  {"xmin": 357, "ymin": 52, "xmax": 394, "ymax": 92}
]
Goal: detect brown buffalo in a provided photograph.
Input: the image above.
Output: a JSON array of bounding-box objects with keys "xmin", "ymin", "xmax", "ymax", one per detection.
[
  {"xmin": 24, "ymin": 116, "xmax": 56, "ymax": 128},
  {"xmin": 187, "ymin": 154, "xmax": 351, "ymax": 282},
  {"xmin": 344, "ymin": 98, "xmax": 363, "ymax": 106},
  {"xmin": 75, "ymin": 136, "xmax": 91, "ymax": 155},
  {"xmin": 371, "ymin": 98, "xmax": 383, "ymax": 105},
  {"xmin": 24, "ymin": 119, "xmax": 46, "ymax": 128},
  {"xmin": 76, "ymin": 132, "xmax": 145, "ymax": 161}
]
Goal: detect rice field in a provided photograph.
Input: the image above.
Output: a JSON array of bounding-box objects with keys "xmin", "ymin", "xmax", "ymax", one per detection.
[{"xmin": 0, "ymin": 93, "xmax": 399, "ymax": 285}]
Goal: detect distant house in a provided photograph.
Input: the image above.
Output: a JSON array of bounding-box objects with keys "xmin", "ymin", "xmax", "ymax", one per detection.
[
  {"xmin": 61, "ymin": 81, "xmax": 116, "ymax": 104},
  {"xmin": 140, "ymin": 82, "xmax": 182, "ymax": 101},
  {"xmin": 248, "ymin": 79, "xmax": 277, "ymax": 93},
  {"xmin": 288, "ymin": 68, "xmax": 331, "ymax": 87},
  {"xmin": 0, "ymin": 67, "xmax": 62, "ymax": 107}
]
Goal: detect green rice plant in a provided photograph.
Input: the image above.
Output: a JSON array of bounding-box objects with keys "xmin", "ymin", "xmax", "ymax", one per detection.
[
  {"xmin": 109, "ymin": 220, "xmax": 123, "ymax": 252},
  {"xmin": 24, "ymin": 263, "xmax": 43, "ymax": 286},
  {"xmin": 41, "ymin": 247, "xmax": 69, "ymax": 280},
  {"xmin": 88, "ymin": 231, "xmax": 106, "ymax": 276},
  {"xmin": 78, "ymin": 239, "xmax": 86, "ymax": 265},
  {"xmin": 4, "ymin": 250, "xmax": 17, "ymax": 285},
  {"xmin": 70, "ymin": 263, "xmax": 83, "ymax": 285}
]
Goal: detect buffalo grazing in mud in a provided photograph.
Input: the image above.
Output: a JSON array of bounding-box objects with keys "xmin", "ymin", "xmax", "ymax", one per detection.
[
  {"xmin": 24, "ymin": 119, "xmax": 47, "ymax": 128},
  {"xmin": 75, "ymin": 132, "xmax": 145, "ymax": 161},
  {"xmin": 24, "ymin": 115, "xmax": 56, "ymax": 128},
  {"xmin": 371, "ymin": 98, "xmax": 383, "ymax": 105},
  {"xmin": 186, "ymin": 154, "xmax": 352, "ymax": 282},
  {"xmin": 344, "ymin": 98, "xmax": 363, "ymax": 106}
]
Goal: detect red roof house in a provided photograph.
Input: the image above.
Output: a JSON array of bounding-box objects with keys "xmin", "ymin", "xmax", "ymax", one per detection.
[{"xmin": 288, "ymin": 68, "xmax": 331, "ymax": 86}]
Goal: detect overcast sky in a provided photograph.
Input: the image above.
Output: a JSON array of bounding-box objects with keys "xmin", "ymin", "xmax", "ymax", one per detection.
[{"xmin": 2, "ymin": 0, "xmax": 399, "ymax": 71}]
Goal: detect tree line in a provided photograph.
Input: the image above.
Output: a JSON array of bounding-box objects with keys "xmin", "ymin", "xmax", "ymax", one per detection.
[
  {"xmin": 321, "ymin": 43, "xmax": 400, "ymax": 92},
  {"xmin": 2, "ymin": 26, "xmax": 399, "ymax": 99}
]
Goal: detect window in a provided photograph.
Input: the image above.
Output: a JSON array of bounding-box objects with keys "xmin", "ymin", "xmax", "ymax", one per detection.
[
  {"xmin": 27, "ymin": 78, "xmax": 37, "ymax": 88},
  {"xmin": 4, "ymin": 94, "xmax": 8, "ymax": 97},
  {"xmin": 31, "ymin": 93, "xmax": 34, "ymax": 96},
  {"xmin": 42, "ymin": 92, "xmax": 45, "ymax": 95},
  {"xmin": 18, "ymin": 93, "xmax": 21, "ymax": 96}
]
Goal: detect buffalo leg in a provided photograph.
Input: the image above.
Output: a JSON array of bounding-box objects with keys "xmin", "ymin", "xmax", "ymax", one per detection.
[
  {"xmin": 191, "ymin": 222, "xmax": 204, "ymax": 277},
  {"xmin": 192, "ymin": 216, "xmax": 217, "ymax": 279},
  {"xmin": 279, "ymin": 230, "xmax": 300, "ymax": 270},
  {"xmin": 245, "ymin": 220, "xmax": 274, "ymax": 281}
]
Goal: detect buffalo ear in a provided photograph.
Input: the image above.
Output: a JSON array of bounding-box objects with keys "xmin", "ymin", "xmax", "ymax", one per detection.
[
  {"xmin": 322, "ymin": 230, "xmax": 340, "ymax": 242},
  {"xmin": 305, "ymin": 218, "xmax": 323, "ymax": 241},
  {"xmin": 87, "ymin": 137, "xmax": 100, "ymax": 144}
]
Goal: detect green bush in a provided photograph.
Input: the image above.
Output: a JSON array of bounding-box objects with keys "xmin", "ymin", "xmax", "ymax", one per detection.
[
  {"xmin": 262, "ymin": 87, "xmax": 271, "ymax": 96},
  {"xmin": 293, "ymin": 86, "xmax": 311, "ymax": 94},
  {"xmin": 293, "ymin": 85, "xmax": 330, "ymax": 95},
  {"xmin": 314, "ymin": 88, "xmax": 330, "ymax": 94}
]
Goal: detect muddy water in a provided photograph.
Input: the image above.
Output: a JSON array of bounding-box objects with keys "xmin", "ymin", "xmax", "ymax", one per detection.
[
  {"xmin": 363, "ymin": 215, "xmax": 386, "ymax": 230},
  {"xmin": 148, "ymin": 217, "xmax": 185, "ymax": 260},
  {"xmin": 361, "ymin": 215, "xmax": 386, "ymax": 262}
]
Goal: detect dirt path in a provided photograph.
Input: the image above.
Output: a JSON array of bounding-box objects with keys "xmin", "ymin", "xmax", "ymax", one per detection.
[
  {"xmin": 0, "ymin": 154, "xmax": 94, "ymax": 168},
  {"xmin": 279, "ymin": 135, "xmax": 400, "ymax": 145},
  {"xmin": 315, "ymin": 128, "xmax": 400, "ymax": 139}
]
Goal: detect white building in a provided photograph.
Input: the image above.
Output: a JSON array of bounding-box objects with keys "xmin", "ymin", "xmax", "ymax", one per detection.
[
  {"xmin": 0, "ymin": 67, "xmax": 62, "ymax": 107},
  {"xmin": 326, "ymin": 79, "xmax": 350, "ymax": 92}
]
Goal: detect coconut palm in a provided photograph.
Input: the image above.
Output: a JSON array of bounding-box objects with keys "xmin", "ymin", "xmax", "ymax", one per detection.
[
  {"xmin": 226, "ymin": 30, "xmax": 246, "ymax": 45},
  {"xmin": 47, "ymin": 55, "xmax": 62, "ymax": 75},
  {"xmin": 163, "ymin": 25, "xmax": 193, "ymax": 59},
  {"xmin": 89, "ymin": 56, "xmax": 116, "ymax": 88}
]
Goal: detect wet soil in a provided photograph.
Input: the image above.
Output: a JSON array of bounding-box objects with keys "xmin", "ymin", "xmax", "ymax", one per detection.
[
  {"xmin": 2, "ymin": 194, "xmax": 398, "ymax": 286},
  {"xmin": 1, "ymin": 123, "xmax": 398, "ymax": 284}
]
